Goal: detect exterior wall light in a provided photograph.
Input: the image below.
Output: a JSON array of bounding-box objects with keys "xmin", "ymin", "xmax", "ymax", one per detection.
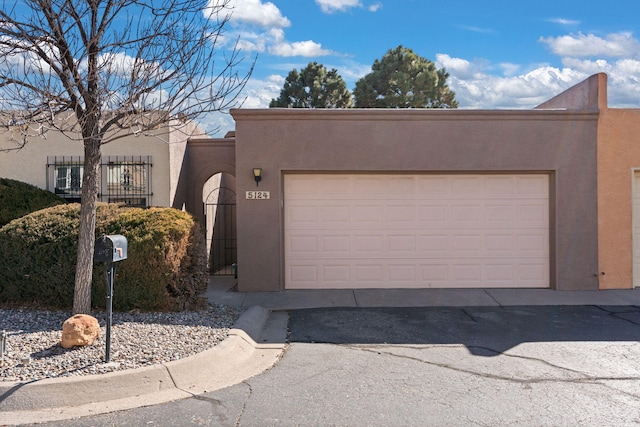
[{"xmin": 253, "ymin": 168, "xmax": 263, "ymax": 186}]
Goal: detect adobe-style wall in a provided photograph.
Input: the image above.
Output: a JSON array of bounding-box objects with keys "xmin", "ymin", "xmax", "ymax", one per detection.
[
  {"xmin": 232, "ymin": 108, "xmax": 600, "ymax": 292},
  {"xmin": 0, "ymin": 127, "xmax": 175, "ymax": 207},
  {"xmin": 177, "ymin": 137, "xmax": 236, "ymax": 225},
  {"xmin": 597, "ymin": 107, "xmax": 640, "ymax": 288}
]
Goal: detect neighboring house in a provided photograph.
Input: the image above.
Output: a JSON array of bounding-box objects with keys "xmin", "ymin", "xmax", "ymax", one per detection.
[
  {"xmin": 0, "ymin": 115, "xmax": 234, "ymax": 274},
  {"xmin": 0, "ymin": 117, "xmax": 203, "ymax": 209}
]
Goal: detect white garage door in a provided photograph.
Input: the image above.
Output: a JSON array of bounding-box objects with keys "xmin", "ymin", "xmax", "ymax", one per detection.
[{"xmin": 284, "ymin": 174, "xmax": 549, "ymax": 289}]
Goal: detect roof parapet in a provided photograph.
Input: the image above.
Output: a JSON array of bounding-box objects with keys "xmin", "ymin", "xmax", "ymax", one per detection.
[{"xmin": 535, "ymin": 73, "xmax": 607, "ymax": 112}]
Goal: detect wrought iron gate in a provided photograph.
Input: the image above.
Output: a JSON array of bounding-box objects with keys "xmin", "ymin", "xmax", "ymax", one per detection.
[{"xmin": 204, "ymin": 187, "xmax": 237, "ymax": 276}]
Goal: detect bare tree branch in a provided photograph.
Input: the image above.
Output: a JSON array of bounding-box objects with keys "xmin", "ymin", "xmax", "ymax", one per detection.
[{"xmin": 0, "ymin": 0, "xmax": 253, "ymax": 312}]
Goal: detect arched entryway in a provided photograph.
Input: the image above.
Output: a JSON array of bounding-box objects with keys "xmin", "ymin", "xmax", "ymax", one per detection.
[
  {"xmin": 177, "ymin": 135, "xmax": 237, "ymax": 276},
  {"xmin": 203, "ymin": 173, "xmax": 237, "ymax": 275}
]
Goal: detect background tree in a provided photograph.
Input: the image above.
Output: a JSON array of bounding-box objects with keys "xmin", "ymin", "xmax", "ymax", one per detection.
[
  {"xmin": 0, "ymin": 0, "xmax": 252, "ymax": 314},
  {"xmin": 270, "ymin": 62, "xmax": 352, "ymax": 108},
  {"xmin": 353, "ymin": 46, "xmax": 458, "ymax": 108}
]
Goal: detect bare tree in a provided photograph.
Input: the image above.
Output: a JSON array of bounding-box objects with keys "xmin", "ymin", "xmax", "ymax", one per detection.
[{"xmin": 0, "ymin": 0, "xmax": 252, "ymax": 313}]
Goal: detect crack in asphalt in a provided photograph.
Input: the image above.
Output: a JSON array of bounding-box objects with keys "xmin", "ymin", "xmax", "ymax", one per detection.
[
  {"xmin": 461, "ymin": 308, "xmax": 480, "ymax": 323},
  {"xmin": 349, "ymin": 344, "xmax": 640, "ymax": 396},
  {"xmin": 594, "ymin": 305, "xmax": 640, "ymax": 326},
  {"xmin": 234, "ymin": 381, "xmax": 252, "ymax": 427}
]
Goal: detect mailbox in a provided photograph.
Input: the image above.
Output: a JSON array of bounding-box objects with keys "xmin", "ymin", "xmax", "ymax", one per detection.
[{"xmin": 94, "ymin": 234, "xmax": 128, "ymax": 263}]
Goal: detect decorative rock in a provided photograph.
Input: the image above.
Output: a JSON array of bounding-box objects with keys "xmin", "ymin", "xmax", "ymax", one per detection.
[{"xmin": 61, "ymin": 314, "xmax": 101, "ymax": 349}]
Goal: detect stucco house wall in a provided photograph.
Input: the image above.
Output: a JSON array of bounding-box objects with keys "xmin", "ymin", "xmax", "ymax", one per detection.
[
  {"xmin": 232, "ymin": 107, "xmax": 599, "ymax": 292},
  {"xmin": 598, "ymin": 105, "xmax": 640, "ymax": 289},
  {"xmin": 0, "ymin": 121, "xmax": 200, "ymax": 208},
  {"xmin": 537, "ymin": 72, "xmax": 640, "ymax": 290}
]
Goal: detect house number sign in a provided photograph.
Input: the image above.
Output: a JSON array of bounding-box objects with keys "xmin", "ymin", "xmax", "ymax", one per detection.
[{"xmin": 246, "ymin": 191, "xmax": 270, "ymax": 199}]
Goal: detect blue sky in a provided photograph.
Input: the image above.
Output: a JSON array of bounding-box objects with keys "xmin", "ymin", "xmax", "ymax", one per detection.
[{"xmin": 206, "ymin": 0, "xmax": 640, "ymax": 134}]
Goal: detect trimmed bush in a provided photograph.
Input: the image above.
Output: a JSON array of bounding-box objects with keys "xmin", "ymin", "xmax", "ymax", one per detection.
[
  {"xmin": 0, "ymin": 178, "xmax": 67, "ymax": 227},
  {"xmin": 0, "ymin": 203, "xmax": 208, "ymax": 311}
]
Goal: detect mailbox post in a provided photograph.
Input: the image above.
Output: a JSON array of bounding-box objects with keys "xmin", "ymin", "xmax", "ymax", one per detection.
[{"xmin": 94, "ymin": 234, "xmax": 128, "ymax": 363}]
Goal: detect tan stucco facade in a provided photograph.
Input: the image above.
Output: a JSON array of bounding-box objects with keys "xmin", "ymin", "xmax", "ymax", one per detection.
[
  {"xmin": 231, "ymin": 106, "xmax": 600, "ymax": 292},
  {"xmin": 0, "ymin": 120, "xmax": 200, "ymax": 208},
  {"xmin": 597, "ymin": 83, "xmax": 640, "ymax": 289}
]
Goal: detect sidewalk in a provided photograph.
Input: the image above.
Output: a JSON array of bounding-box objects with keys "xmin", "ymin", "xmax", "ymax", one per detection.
[
  {"xmin": 3, "ymin": 278, "xmax": 640, "ymax": 425},
  {"xmin": 206, "ymin": 276, "xmax": 640, "ymax": 310}
]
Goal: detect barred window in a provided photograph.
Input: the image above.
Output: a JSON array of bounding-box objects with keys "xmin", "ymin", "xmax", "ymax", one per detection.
[
  {"xmin": 47, "ymin": 155, "xmax": 152, "ymax": 207},
  {"xmin": 102, "ymin": 156, "xmax": 152, "ymax": 207},
  {"xmin": 47, "ymin": 157, "xmax": 83, "ymax": 203}
]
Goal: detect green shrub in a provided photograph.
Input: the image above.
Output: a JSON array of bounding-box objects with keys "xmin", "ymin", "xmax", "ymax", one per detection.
[
  {"xmin": 0, "ymin": 178, "xmax": 67, "ymax": 227},
  {"xmin": 0, "ymin": 203, "xmax": 208, "ymax": 311}
]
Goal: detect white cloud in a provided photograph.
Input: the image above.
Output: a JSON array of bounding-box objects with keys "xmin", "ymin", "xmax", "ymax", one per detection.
[
  {"xmin": 224, "ymin": 0, "xmax": 290, "ymax": 28},
  {"xmin": 459, "ymin": 25, "xmax": 495, "ymax": 34},
  {"xmin": 540, "ymin": 32, "xmax": 640, "ymax": 58},
  {"xmin": 241, "ymin": 74, "xmax": 285, "ymax": 108},
  {"xmin": 315, "ymin": 0, "xmax": 362, "ymax": 13},
  {"xmin": 447, "ymin": 65, "xmax": 585, "ymax": 109},
  {"xmin": 436, "ymin": 30, "xmax": 640, "ymax": 110},
  {"xmin": 210, "ymin": 1, "xmax": 333, "ymax": 58},
  {"xmin": 435, "ymin": 54, "xmax": 479, "ymax": 79},
  {"xmin": 270, "ymin": 40, "xmax": 334, "ymax": 57},
  {"xmin": 368, "ymin": 3, "xmax": 382, "ymax": 12},
  {"xmin": 439, "ymin": 52, "xmax": 640, "ymax": 109},
  {"xmin": 546, "ymin": 18, "xmax": 580, "ymax": 26},
  {"xmin": 499, "ymin": 63, "xmax": 522, "ymax": 77}
]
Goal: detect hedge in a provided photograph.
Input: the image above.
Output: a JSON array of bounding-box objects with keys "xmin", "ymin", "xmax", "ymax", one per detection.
[
  {"xmin": 0, "ymin": 203, "xmax": 208, "ymax": 311},
  {"xmin": 0, "ymin": 177, "xmax": 67, "ymax": 227}
]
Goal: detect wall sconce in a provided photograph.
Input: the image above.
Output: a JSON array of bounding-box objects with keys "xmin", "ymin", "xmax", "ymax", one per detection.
[{"xmin": 253, "ymin": 168, "xmax": 263, "ymax": 187}]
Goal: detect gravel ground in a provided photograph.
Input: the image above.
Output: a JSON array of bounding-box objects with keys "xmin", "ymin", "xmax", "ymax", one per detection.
[{"xmin": 0, "ymin": 304, "xmax": 239, "ymax": 383}]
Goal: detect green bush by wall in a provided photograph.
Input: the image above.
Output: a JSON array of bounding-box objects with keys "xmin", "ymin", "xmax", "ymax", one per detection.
[
  {"xmin": 0, "ymin": 203, "xmax": 208, "ymax": 312},
  {"xmin": 0, "ymin": 178, "xmax": 67, "ymax": 227}
]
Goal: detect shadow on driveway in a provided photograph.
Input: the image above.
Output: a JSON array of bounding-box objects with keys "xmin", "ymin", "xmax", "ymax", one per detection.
[{"xmin": 287, "ymin": 305, "xmax": 640, "ymax": 356}]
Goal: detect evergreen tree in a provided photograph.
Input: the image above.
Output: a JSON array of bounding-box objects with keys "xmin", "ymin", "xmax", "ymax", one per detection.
[
  {"xmin": 354, "ymin": 46, "xmax": 458, "ymax": 108},
  {"xmin": 270, "ymin": 62, "xmax": 352, "ymax": 108}
]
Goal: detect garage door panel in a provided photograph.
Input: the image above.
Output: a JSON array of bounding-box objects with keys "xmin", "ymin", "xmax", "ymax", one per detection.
[
  {"xmin": 387, "ymin": 205, "xmax": 417, "ymax": 223},
  {"xmin": 484, "ymin": 233, "xmax": 515, "ymax": 253},
  {"xmin": 417, "ymin": 176, "xmax": 450, "ymax": 195},
  {"xmin": 355, "ymin": 264, "xmax": 384, "ymax": 283},
  {"xmin": 451, "ymin": 234, "xmax": 483, "ymax": 254},
  {"xmin": 353, "ymin": 204, "xmax": 384, "ymax": 223},
  {"xmin": 517, "ymin": 232, "xmax": 548, "ymax": 253},
  {"xmin": 321, "ymin": 235, "xmax": 351, "ymax": 252},
  {"xmin": 288, "ymin": 205, "xmax": 318, "ymax": 225},
  {"xmin": 290, "ymin": 265, "xmax": 318, "ymax": 283},
  {"xmin": 285, "ymin": 174, "xmax": 549, "ymax": 289},
  {"xmin": 354, "ymin": 235, "xmax": 384, "ymax": 252},
  {"xmin": 319, "ymin": 205, "xmax": 351, "ymax": 223},
  {"xmin": 418, "ymin": 204, "xmax": 448, "ymax": 223},
  {"xmin": 518, "ymin": 262, "xmax": 549, "ymax": 282},
  {"xmin": 389, "ymin": 265, "xmax": 417, "ymax": 281},
  {"xmin": 323, "ymin": 265, "xmax": 350, "ymax": 283},
  {"xmin": 388, "ymin": 235, "xmax": 417, "ymax": 252},
  {"xmin": 517, "ymin": 175, "xmax": 548, "ymax": 195},
  {"xmin": 451, "ymin": 176, "xmax": 483, "ymax": 195},
  {"xmin": 485, "ymin": 264, "xmax": 516, "ymax": 281},
  {"xmin": 486, "ymin": 204, "xmax": 517, "ymax": 223},
  {"xmin": 485, "ymin": 176, "xmax": 517, "ymax": 195},
  {"xmin": 289, "ymin": 235, "xmax": 318, "ymax": 253}
]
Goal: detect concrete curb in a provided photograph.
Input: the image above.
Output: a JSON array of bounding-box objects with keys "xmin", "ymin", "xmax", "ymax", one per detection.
[{"xmin": 0, "ymin": 306, "xmax": 285, "ymax": 426}]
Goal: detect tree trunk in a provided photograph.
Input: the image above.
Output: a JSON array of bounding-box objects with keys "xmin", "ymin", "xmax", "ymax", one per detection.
[{"xmin": 72, "ymin": 139, "xmax": 101, "ymax": 314}]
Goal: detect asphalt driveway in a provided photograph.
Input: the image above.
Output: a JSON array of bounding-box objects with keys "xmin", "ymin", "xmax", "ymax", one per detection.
[{"xmin": 30, "ymin": 304, "xmax": 640, "ymax": 426}]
